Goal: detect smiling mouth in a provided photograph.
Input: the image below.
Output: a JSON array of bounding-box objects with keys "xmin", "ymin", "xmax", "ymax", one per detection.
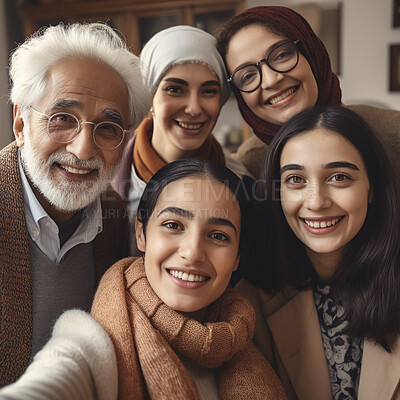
[
  {"xmin": 168, "ymin": 269, "xmax": 210, "ymax": 282},
  {"xmin": 301, "ymin": 216, "xmax": 344, "ymax": 229},
  {"xmin": 57, "ymin": 163, "xmax": 95, "ymax": 175},
  {"xmin": 267, "ymin": 87, "xmax": 297, "ymax": 105},
  {"xmin": 177, "ymin": 121, "xmax": 204, "ymax": 130}
]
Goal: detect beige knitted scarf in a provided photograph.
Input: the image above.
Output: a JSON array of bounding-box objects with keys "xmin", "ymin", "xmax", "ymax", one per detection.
[{"xmin": 91, "ymin": 257, "xmax": 287, "ymax": 400}]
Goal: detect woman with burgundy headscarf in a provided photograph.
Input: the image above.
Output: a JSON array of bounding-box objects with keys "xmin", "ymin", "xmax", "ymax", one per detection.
[{"xmin": 216, "ymin": 6, "xmax": 400, "ymax": 179}]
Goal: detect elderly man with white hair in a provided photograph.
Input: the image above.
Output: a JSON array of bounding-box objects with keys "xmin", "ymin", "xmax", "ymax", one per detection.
[{"xmin": 0, "ymin": 22, "xmax": 151, "ymax": 386}]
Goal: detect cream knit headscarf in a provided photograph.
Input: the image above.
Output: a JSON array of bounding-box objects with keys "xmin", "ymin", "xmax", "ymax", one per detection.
[{"xmin": 140, "ymin": 25, "xmax": 230, "ymax": 105}]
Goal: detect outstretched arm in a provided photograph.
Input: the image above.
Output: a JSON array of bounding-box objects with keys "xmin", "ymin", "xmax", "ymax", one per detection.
[{"xmin": 0, "ymin": 310, "xmax": 117, "ymax": 400}]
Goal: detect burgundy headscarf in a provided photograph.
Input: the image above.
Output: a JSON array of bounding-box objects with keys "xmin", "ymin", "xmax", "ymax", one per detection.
[{"xmin": 227, "ymin": 6, "xmax": 342, "ymax": 144}]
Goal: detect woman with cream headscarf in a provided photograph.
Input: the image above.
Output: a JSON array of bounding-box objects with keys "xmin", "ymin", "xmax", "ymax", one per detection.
[{"xmin": 113, "ymin": 25, "xmax": 251, "ymax": 254}]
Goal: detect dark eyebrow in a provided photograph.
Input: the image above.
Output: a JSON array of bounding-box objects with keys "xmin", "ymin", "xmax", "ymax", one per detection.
[
  {"xmin": 102, "ymin": 109, "xmax": 124, "ymax": 126},
  {"xmin": 280, "ymin": 161, "xmax": 360, "ymax": 176},
  {"xmin": 324, "ymin": 161, "xmax": 359, "ymax": 171},
  {"xmin": 163, "ymin": 78, "xmax": 220, "ymax": 90},
  {"xmin": 234, "ymin": 39, "xmax": 290, "ymax": 70},
  {"xmin": 208, "ymin": 217, "xmax": 237, "ymax": 234},
  {"xmin": 157, "ymin": 207, "xmax": 237, "ymax": 234},
  {"xmin": 201, "ymin": 80, "xmax": 220, "ymax": 87},
  {"xmin": 49, "ymin": 99, "xmax": 81, "ymax": 111},
  {"xmin": 280, "ymin": 164, "xmax": 303, "ymax": 175},
  {"xmin": 157, "ymin": 207, "xmax": 194, "ymax": 219},
  {"xmin": 269, "ymin": 39, "xmax": 292, "ymax": 52},
  {"xmin": 47, "ymin": 100, "xmax": 125, "ymax": 126},
  {"xmin": 163, "ymin": 77, "xmax": 188, "ymax": 86}
]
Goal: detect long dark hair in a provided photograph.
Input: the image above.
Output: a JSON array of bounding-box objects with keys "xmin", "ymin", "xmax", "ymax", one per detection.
[
  {"xmin": 260, "ymin": 106, "xmax": 400, "ymax": 351},
  {"xmin": 136, "ymin": 158, "xmax": 250, "ymax": 260}
]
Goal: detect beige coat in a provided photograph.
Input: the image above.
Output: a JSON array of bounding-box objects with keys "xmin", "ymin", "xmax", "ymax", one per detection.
[{"xmin": 237, "ymin": 279, "xmax": 400, "ymax": 400}]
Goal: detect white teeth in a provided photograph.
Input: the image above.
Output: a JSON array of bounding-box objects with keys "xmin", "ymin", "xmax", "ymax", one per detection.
[
  {"xmin": 177, "ymin": 121, "xmax": 202, "ymax": 130},
  {"xmin": 61, "ymin": 165, "xmax": 92, "ymax": 175},
  {"xmin": 269, "ymin": 87, "xmax": 296, "ymax": 105},
  {"xmin": 304, "ymin": 218, "xmax": 340, "ymax": 228},
  {"xmin": 168, "ymin": 269, "xmax": 207, "ymax": 282}
]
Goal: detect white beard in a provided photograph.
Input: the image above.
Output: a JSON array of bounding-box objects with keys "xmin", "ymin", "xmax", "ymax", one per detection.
[{"xmin": 20, "ymin": 129, "xmax": 121, "ymax": 212}]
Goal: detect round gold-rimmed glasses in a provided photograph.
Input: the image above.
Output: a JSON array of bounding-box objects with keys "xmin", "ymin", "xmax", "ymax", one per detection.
[{"xmin": 30, "ymin": 107, "xmax": 129, "ymax": 150}]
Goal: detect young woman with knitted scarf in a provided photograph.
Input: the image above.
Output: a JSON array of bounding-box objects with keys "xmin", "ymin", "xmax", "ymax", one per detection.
[
  {"xmin": 112, "ymin": 25, "xmax": 251, "ymax": 255},
  {"xmin": 0, "ymin": 159, "xmax": 286, "ymax": 400},
  {"xmin": 237, "ymin": 107, "xmax": 400, "ymax": 399},
  {"xmin": 215, "ymin": 6, "xmax": 400, "ymax": 180}
]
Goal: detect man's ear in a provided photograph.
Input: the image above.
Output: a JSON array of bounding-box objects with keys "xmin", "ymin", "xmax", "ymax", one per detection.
[
  {"xmin": 13, "ymin": 105, "xmax": 25, "ymax": 147},
  {"xmin": 233, "ymin": 255, "xmax": 240, "ymax": 272},
  {"xmin": 136, "ymin": 219, "xmax": 146, "ymax": 252}
]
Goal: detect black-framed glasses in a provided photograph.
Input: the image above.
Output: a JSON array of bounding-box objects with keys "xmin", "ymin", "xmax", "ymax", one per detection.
[
  {"xmin": 228, "ymin": 40, "xmax": 300, "ymax": 93},
  {"xmin": 30, "ymin": 107, "xmax": 130, "ymax": 150}
]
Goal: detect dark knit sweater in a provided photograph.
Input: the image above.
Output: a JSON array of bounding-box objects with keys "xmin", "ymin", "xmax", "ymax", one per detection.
[
  {"xmin": 0, "ymin": 142, "xmax": 130, "ymax": 387},
  {"xmin": 29, "ymin": 237, "xmax": 96, "ymax": 360}
]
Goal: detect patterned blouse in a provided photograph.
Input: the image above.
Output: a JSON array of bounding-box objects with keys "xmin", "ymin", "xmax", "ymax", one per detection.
[{"xmin": 313, "ymin": 282, "xmax": 363, "ymax": 400}]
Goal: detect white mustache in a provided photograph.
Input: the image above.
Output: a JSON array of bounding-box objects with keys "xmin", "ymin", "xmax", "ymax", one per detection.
[{"xmin": 47, "ymin": 151, "xmax": 104, "ymax": 170}]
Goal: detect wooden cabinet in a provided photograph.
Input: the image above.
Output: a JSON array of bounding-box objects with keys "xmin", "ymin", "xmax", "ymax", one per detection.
[{"xmin": 20, "ymin": 0, "xmax": 244, "ymax": 55}]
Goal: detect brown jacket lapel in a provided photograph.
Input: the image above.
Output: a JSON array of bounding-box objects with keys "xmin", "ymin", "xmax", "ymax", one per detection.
[
  {"xmin": 267, "ymin": 289, "xmax": 332, "ymax": 400},
  {"xmin": 358, "ymin": 337, "xmax": 400, "ymax": 399},
  {"xmin": 0, "ymin": 142, "xmax": 33, "ymax": 387}
]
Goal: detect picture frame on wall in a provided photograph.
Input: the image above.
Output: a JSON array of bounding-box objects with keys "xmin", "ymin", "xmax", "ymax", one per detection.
[
  {"xmin": 394, "ymin": 0, "xmax": 400, "ymax": 27},
  {"xmin": 294, "ymin": 2, "xmax": 342, "ymax": 75},
  {"xmin": 389, "ymin": 44, "xmax": 400, "ymax": 91}
]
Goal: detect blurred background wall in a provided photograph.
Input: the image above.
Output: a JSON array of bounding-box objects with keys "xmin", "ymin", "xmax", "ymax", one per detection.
[{"xmin": 0, "ymin": 0, "xmax": 399, "ymax": 149}]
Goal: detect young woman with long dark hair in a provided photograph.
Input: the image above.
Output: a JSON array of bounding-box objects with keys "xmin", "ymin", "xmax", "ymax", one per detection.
[{"xmin": 237, "ymin": 106, "xmax": 400, "ymax": 399}]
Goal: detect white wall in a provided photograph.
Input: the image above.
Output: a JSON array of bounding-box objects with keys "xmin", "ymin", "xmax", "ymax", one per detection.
[
  {"xmin": 340, "ymin": 0, "xmax": 400, "ymax": 108},
  {"xmin": 0, "ymin": 0, "xmax": 13, "ymax": 148},
  {"xmin": 246, "ymin": 0, "xmax": 400, "ymax": 110}
]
